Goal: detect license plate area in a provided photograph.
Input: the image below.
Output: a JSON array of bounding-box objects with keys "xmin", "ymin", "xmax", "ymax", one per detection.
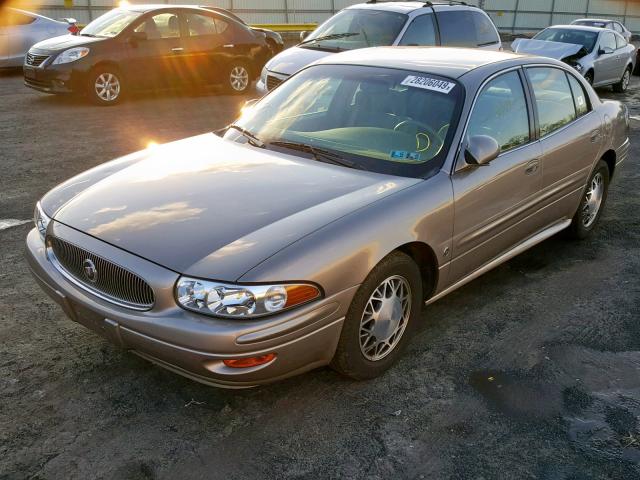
[{"xmin": 24, "ymin": 66, "xmax": 36, "ymax": 79}]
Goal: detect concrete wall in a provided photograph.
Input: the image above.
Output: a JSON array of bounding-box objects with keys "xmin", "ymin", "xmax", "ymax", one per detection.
[{"xmin": 8, "ymin": 0, "xmax": 640, "ymax": 33}]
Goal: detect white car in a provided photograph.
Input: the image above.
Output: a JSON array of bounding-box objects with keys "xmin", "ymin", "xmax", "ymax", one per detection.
[
  {"xmin": 257, "ymin": 1, "xmax": 501, "ymax": 94},
  {"xmin": 0, "ymin": 8, "xmax": 77, "ymax": 68}
]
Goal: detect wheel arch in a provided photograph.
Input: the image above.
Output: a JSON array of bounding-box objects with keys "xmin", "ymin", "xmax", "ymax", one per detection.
[
  {"xmin": 601, "ymin": 148, "xmax": 616, "ymax": 177},
  {"xmin": 395, "ymin": 241, "xmax": 439, "ymax": 301}
]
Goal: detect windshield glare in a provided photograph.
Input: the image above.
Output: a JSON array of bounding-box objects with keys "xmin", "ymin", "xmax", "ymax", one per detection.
[
  {"xmin": 301, "ymin": 9, "xmax": 407, "ymax": 51},
  {"xmin": 228, "ymin": 65, "xmax": 462, "ymax": 178},
  {"xmin": 534, "ymin": 28, "xmax": 598, "ymax": 52},
  {"xmin": 81, "ymin": 9, "xmax": 141, "ymax": 37}
]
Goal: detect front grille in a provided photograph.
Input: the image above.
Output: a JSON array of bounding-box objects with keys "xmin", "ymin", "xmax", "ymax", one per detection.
[
  {"xmin": 48, "ymin": 236, "xmax": 155, "ymax": 310},
  {"xmin": 266, "ymin": 74, "xmax": 286, "ymax": 90},
  {"xmin": 25, "ymin": 53, "xmax": 49, "ymax": 67}
]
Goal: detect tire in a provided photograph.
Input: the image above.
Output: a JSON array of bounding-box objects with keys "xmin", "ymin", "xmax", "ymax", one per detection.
[
  {"xmin": 224, "ymin": 62, "xmax": 251, "ymax": 95},
  {"xmin": 584, "ymin": 70, "xmax": 594, "ymax": 86},
  {"xmin": 330, "ymin": 251, "xmax": 423, "ymax": 380},
  {"xmin": 568, "ymin": 160, "xmax": 610, "ymax": 239},
  {"xmin": 87, "ymin": 66, "xmax": 124, "ymax": 106},
  {"xmin": 613, "ymin": 67, "xmax": 631, "ymax": 93}
]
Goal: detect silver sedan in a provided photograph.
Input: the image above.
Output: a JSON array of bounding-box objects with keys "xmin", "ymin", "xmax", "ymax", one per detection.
[
  {"xmin": 0, "ymin": 8, "xmax": 76, "ymax": 68},
  {"xmin": 513, "ymin": 25, "xmax": 636, "ymax": 92}
]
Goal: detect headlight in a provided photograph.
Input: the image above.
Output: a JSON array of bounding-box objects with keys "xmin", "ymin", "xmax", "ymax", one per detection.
[
  {"xmin": 260, "ymin": 66, "xmax": 268, "ymax": 85},
  {"xmin": 53, "ymin": 47, "xmax": 90, "ymax": 65},
  {"xmin": 573, "ymin": 63, "xmax": 584, "ymax": 73},
  {"xmin": 34, "ymin": 202, "xmax": 50, "ymax": 240},
  {"xmin": 176, "ymin": 277, "xmax": 321, "ymax": 318}
]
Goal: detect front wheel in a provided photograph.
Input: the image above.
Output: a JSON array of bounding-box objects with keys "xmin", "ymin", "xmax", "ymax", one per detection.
[
  {"xmin": 613, "ymin": 67, "xmax": 631, "ymax": 93},
  {"xmin": 87, "ymin": 67, "xmax": 123, "ymax": 105},
  {"xmin": 568, "ymin": 160, "xmax": 610, "ymax": 239},
  {"xmin": 225, "ymin": 62, "xmax": 251, "ymax": 95},
  {"xmin": 330, "ymin": 251, "xmax": 423, "ymax": 380}
]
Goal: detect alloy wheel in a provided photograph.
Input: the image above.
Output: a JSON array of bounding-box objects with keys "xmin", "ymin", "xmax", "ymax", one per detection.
[
  {"xmin": 230, "ymin": 66, "xmax": 249, "ymax": 92},
  {"xmin": 94, "ymin": 73, "xmax": 120, "ymax": 102},
  {"xmin": 359, "ymin": 275, "xmax": 411, "ymax": 361},
  {"xmin": 582, "ymin": 172, "xmax": 604, "ymax": 227},
  {"xmin": 622, "ymin": 69, "xmax": 630, "ymax": 91}
]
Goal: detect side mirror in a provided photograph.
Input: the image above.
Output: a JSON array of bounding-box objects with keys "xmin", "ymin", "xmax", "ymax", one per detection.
[
  {"xmin": 128, "ymin": 31, "xmax": 147, "ymax": 45},
  {"xmin": 599, "ymin": 46, "xmax": 614, "ymax": 55},
  {"xmin": 300, "ymin": 31, "xmax": 310, "ymax": 41},
  {"xmin": 464, "ymin": 135, "xmax": 500, "ymax": 166}
]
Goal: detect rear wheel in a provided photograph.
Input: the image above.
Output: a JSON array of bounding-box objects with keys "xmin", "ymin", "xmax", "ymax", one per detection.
[
  {"xmin": 87, "ymin": 67, "xmax": 123, "ymax": 105},
  {"xmin": 330, "ymin": 251, "xmax": 422, "ymax": 380},
  {"xmin": 568, "ymin": 160, "xmax": 609, "ymax": 239},
  {"xmin": 613, "ymin": 67, "xmax": 631, "ymax": 93},
  {"xmin": 225, "ymin": 62, "xmax": 251, "ymax": 95}
]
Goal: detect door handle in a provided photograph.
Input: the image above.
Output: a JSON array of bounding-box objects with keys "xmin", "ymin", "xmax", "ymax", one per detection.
[
  {"xmin": 223, "ymin": 44, "xmax": 235, "ymax": 48},
  {"xmin": 171, "ymin": 47, "xmax": 184, "ymax": 53},
  {"xmin": 590, "ymin": 129, "xmax": 601, "ymax": 143},
  {"xmin": 525, "ymin": 159, "xmax": 539, "ymax": 175}
]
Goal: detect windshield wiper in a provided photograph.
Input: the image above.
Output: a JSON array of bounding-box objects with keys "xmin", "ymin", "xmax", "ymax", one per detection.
[
  {"xmin": 226, "ymin": 124, "xmax": 265, "ymax": 148},
  {"xmin": 269, "ymin": 141, "xmax": 360, "ymax": 169},
  {"xmin": 299, "ymin": 32, "xmax": 359, "ymax": 46},
  {"xmin": 80, "ymin": 33, "xmax": 97, "ymax": 37}
]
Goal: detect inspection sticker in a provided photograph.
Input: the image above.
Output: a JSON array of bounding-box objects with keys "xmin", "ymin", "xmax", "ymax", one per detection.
[
  {"xmin": 401, "ymin": 75, "xmax": 456, "ymax": 94},
  {"xmin": 390, "ymin": 150, "xmax": 421, "ymax": 162}
]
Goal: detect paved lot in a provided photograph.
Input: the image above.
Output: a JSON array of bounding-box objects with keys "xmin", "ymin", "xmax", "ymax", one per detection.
[{"xmin": 1, "ymin": 69, "xmax": 639, "ymax": 480}]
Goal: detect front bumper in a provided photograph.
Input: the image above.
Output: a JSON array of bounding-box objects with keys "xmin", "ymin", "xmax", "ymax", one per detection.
[
  {"xmin": 23, "ymin": 55, "xmax": 88, "ymax": 94},
  {"xmin": 25, "ymin": 224, "xmax": 355, "ymax": 388}
]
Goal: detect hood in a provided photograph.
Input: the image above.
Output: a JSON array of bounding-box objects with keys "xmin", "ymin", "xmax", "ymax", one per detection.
[
  {"xmin": 31, "ymin": 34, "xmax": 105, "ymax": 53},
  {"xmin": 266, "ymin": 46, "xmax": 333, "ymax": 76},
  {"xmin": 53, "ymin": 133, "xmax": 419, "ymax": 280},
  {"xmin": 511, "ymin": 38, "xmax": 586, "ymax": 60}
]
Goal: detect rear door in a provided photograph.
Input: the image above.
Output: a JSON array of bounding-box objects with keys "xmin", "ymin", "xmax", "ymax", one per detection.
[
  {"xmin": 181, "ymin": 10, "xmax": 227, "ymax": 85},
  {"xmin": 594, "ymin": 31, "xmax": 619, "ymax": 85},
  {"xmin": 614, "ymin": 32, "xmax": 630, "ymax": 78},
  {"xmin": 125, "ymin": 10, "xmax": 185, "ymax": 89},
  {"xmin": 526, "ymin": 67, "xmax": 602, "ymax": 225},
  {"xmin": 450, "ymin": 69, "xmax": 542, "ymax": 280}
]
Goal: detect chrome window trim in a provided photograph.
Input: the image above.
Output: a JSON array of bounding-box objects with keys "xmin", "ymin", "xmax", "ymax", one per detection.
[{"xmin": 46, "ymin": 243, "xmax": 154, "ymax": 312}]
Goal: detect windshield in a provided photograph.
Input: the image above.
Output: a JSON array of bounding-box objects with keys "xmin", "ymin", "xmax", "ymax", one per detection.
[
  {"xmin": 226, "ymin": 65, "xmax": 463, "ymax": 178},
  {"xmin": 81, "ymin": 9, "xmax": 141, "ymax": 38},
  {"xmin": 300, "ymin": 9, "xmax": 407, "ymax": 52},
  {"xmin": 533, "ymin": 28, "xmax": 599, "ymax": 52}
]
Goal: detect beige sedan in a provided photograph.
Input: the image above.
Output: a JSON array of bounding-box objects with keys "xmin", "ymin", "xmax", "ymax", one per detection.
[{"xmin": 26, "ymin": 48, "xmax": 629, "ymax": 387}]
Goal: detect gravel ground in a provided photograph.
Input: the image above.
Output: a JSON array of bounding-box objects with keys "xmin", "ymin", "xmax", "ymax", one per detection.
[{"xmin": 1, "ymin": 69, "xmax": 639, "ymax": 480}]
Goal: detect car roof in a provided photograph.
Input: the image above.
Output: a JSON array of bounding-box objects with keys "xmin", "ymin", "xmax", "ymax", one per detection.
[
  {"xmin": 122, "ymin": 4, "xmax": 211, "ymax": 12},
  {"xmin": 345, "ymin": 1, "xmax": 479, "ymax": 13},
  {"xmin": 573, "ymin": 18, "xmax": 615, "ymax": 24},
  {"xmin": 314, "ymin": 47, "xmax": 530, "ymax": 79},
  {"xmin": 544, "ymin": 24, "xmax": 605, "ymax": 33}
]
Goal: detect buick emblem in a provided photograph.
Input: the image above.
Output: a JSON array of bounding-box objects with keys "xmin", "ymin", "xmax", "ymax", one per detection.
[{"xmin": 83, "ymin": 259, "xmax": 98, "ymax": 283}]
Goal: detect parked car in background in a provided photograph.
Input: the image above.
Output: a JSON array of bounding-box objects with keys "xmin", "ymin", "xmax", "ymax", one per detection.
[
  {"xmin": 571, "ymin": 18, "xmax": 632, "ymax": 42},
  {"xmin": 26, "ymin": 47, "xmax": 629, "ymax": 387},
  {"xmin": 0, "ymin": 7, "xmax": 78, "ymax": 68},
  {"xmin": 200, "ymin": 6, "xmax": 284, "ymax": 56},
  {"xmin": 23, "ymin": 5, "xmax": 271, "ymax": 104},
  {"xmin": 513, "ymin": 25, "xmax": 635, "ymax": 92},
  {"xmin": 257, "ymin": 1, "xmax": 501, "ymax": 93}
]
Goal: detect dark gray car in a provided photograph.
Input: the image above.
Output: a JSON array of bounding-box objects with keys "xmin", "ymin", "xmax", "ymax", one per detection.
[{"xmin": 26, "ymin": 48, "xmax": 629, "ymax": 388}]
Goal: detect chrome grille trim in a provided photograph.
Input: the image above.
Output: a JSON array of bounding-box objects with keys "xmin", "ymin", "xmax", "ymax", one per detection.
[
  {"xmin": 25, "ymin": 53, "xmax": 50, "ymax": 67},
  {"xmin": 47, "ymin": 236, "xmax": 155, "ymax": 311}
]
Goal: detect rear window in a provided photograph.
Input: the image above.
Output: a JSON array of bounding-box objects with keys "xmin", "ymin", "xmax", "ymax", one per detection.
[{"xmin": 437, "ymin": 10, "xmax": 498, "ymax": 47}]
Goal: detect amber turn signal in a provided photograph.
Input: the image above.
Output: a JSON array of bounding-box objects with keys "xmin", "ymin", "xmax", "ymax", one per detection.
[
  {"xmin": 223, "ymin": 353, "xmax": 277, "ymax": 368},
  {"xmin": 284, "ymin": 284, "xmax": 321, "ymax": 308}
]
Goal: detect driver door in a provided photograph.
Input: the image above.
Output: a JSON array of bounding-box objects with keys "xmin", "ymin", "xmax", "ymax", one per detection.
[{"xmin": 449, "ymin": 69, "xmax": 543, "ymax": 281}]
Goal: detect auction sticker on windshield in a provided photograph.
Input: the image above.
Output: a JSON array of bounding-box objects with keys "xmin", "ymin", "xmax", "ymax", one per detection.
[{"xmin": 401, "ymin": 76, "xmax": 456, "ymax": 94}]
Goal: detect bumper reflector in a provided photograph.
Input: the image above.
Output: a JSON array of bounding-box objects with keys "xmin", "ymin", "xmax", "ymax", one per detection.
[{"xmin": 223, "ymin": 353, "xmax": 276, "ymax": 368}]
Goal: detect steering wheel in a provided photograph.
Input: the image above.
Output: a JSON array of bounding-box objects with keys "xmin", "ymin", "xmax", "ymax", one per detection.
[{"xmin": 393, "ymin": 119, "xmax": 445, "ymax": 157}]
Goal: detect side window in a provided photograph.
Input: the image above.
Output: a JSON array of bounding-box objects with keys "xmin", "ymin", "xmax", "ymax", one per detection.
[
  {"xmin": 600, "ymin": 32, "xmax": 616, "ymax": 51},
  {"xmin": 567, "ymin": 73, "xmax": 590, "ymax": 117},
  {"xmin": 471, "ymin": 11, "xmax": 499, "ymax": 45},
  {"xmin": 134, "ymin": 13, "xmax": 180, "ymax": 39},
  {"xmin": 467, "ymin": 71, "xmax": 530, "ymax": 152},
  {"xmin": 436, "ymin": 11, "xmax": 476, "ymax": 47},
  {"xmin": 214, "ymin": 18, "xmax": 229, "ymax": 34},
  {"xmin": 613, "ymin": 22, "xmax": 623, "ymax": 33},
  {"xmin": 185, "ymin": 13, "xmax": 217, "ymax": 37},
  {"xmin": 527, "ymin": 67, "xmax": 576, "ymax": 136},
  {"xmin": 615, "ymin": 34, "xmax": 626, "ymax": 49},
  {"xmin": 398, "ymin": 14, "xmax": 436, "ymax": 46}
]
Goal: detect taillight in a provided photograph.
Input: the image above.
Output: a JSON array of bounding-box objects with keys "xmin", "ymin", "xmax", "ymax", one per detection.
[{"xmin": 68, "ymin": 24, "xmax": 79, "ymax": 35}]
